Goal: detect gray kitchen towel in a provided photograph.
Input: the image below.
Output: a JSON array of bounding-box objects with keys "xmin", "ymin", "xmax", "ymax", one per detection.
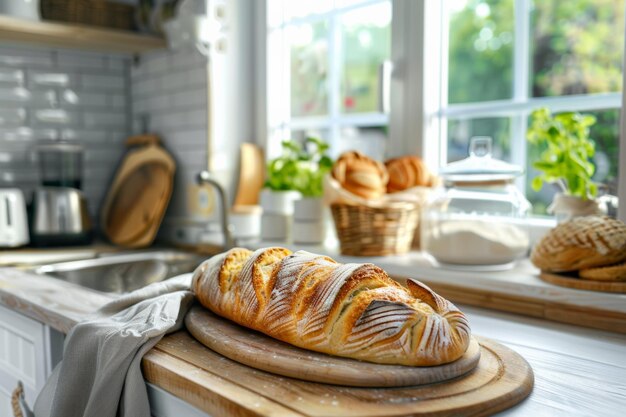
[{"xmin": 30, "ymin": 273, "xmax": 194, "ymax": 417}]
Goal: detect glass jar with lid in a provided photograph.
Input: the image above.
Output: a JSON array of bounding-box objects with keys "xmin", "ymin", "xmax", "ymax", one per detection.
[{"xmin": 421, "ymin": 137, "xmax": 531, "ymax": 268}]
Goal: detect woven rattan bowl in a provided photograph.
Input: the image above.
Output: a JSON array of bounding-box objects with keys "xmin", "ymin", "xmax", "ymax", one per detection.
[{"xmin": 330, "ymin": 202, "xmax": 419, "ymax": 256}]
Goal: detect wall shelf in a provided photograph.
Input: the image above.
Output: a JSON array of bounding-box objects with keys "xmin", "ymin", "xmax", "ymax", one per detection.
[{"xmin": 0, "ymin": 15, "xmax": 166, "ymax": 54}]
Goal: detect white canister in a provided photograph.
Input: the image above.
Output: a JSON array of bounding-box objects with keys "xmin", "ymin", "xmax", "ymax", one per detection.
[
  {"xmin": 230, "ymin": 205, "xmax": 262, "ymax": 241},
  {"xmin": 293, "ymin": 221, "xmax": 325, "ymax": 244},
  {"xmin": 261, "ymin": 213, "xmax": 290, "ymax": 241},
  {"xmin": 293, "ymin": 197, "xmax": 324, "ymax": 221}
]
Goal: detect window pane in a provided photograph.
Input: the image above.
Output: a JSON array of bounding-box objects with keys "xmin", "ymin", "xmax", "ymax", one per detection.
[
  {"xmin": 525, "ymin": 109, "xmax": 621, "ymax": 215},
  {"xmin": 447, "ymin": 117, "xmax": 511, "ymax": 163},
  {"xmin": 335, "ymin": 125, "xmax": 387, "ymax": 159},
  {"xmin": 284, "ymin": 0, "xmax": 334, "ymax": 21},
  {"xmin": 289, "ymin": 22, "xmax": 329, "ymax": 117},
  {"xmin": 448, "ymin": 0, "xmax": 514, "ymax": 104},
  {"xmin": 531, "ymin": 0, "xmax": 625, "ymax": 97},
  {"xmin": 341, "ymin": 2, "xmax": 391, "ymax": 114}
]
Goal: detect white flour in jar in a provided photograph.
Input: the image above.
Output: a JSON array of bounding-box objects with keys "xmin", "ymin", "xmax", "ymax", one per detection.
[{"xmin": 422, "ymin": 218, "xmax": 529, "ymax": 265}]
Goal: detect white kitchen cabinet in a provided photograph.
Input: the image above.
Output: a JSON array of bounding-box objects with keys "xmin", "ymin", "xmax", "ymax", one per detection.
[{"xmin": 0, "ymin": 305, "xmax": 64, "ymax": 409}]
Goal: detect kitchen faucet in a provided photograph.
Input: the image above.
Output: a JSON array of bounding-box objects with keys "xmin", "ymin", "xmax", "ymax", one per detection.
[{"xmin": 196, "ymin": 170, "xmax": 235, "ymax": 250}]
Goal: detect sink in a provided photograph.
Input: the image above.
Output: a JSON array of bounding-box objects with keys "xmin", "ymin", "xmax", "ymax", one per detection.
[{"xmin": 34, "ymin": 251, "xmax": 205, "ymax": 294}]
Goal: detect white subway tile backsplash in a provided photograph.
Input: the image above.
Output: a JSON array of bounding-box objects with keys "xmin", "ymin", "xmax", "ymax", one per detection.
[
  {"xmin": 0, "ymin": 68, "xmax": 24, "ymax": 85},
  {"xmin": 81, "ymin": 74, "xmax": 125, "ymax": 91},
  {"xmin": 185, "ymin": 67, "xmax": 208, "ymax": 88},
  {"xmin": 157, "ymin": 72, "xmax": 186, "ymax": 92},
  {"xmin": 0, "ymin": 127, "xmax": 58, "ymax": 142},
  {"xmin": 61, "ymin": 129, "xmax": 108, "ymax": 143},
  {"xmin": 33, "ymin": 109, "xmax": 80, "ymax": 126},
  {"xmin": 109, "ymin": 93, "xmax": 126, "ymax": 108},
  {"xmin": 83, "ymin": 112, "xmax": 126, "ymax": 128},
  {"xmin": 27, "ymin": 70, "xmax": 74, "ymax": 87},
  {"xmin": 0, "ymin": 87, "xmax": 31, "ymax": 102},
  {"xmin": 184, "ymin": 108, "xmax": 208, "ymax": 128},
  {"xmin": 0, "ymin": 47, "xmax": 52, "ymax": 67},
  {"xmin": 131, "ymin": 47, "xmax": 210, "ymax": 222},
  {"xmin": 57, "ymin": 52, "xmax": 105, "ymax": 70},
  {"xmin": 109, "ymin": 131, "xmax": 128, "ymax": 143},
  {"xmin": 61, "ymin": 89, "xmax": 109, "ymax": 108},
  {"xmin": 145, "ymin": 55, "xmax": 170, "ymax": 76},
  {"xmin": 107, "ymin": 57, "xmax": 129, "ymax": 72},
  {"xmin": 0, "ymin": 108, "xmax": 26, "ymax": 126}
]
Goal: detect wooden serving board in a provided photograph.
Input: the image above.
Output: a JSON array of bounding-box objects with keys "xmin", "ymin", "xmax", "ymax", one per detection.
[
  {"xmin": 144, "ymin": 330, "xmax": 534, "ymax": 417},
  {"xmin": 540, "ymin": 272, "xmax": 626, "ymax": 294},
  {"xmin": 185, "ymin": 305, "xmax": 481, "ymax": 388}
]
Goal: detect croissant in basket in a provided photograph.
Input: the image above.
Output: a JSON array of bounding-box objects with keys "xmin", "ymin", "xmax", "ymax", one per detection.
[
  {"xmin": 193, "ymin": 247, "xmax": 471, "ymax": 366},
  {"xmin": 385, "ymin": 155, "xmax": 434, "ymax": 193},
  {"xmin": 331, "ymin": 151, "xmax": 389, "ymax": 200}
]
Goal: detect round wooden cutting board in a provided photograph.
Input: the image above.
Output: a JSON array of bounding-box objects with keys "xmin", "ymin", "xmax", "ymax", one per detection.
[
  {"xmin": 186, "ymin": 305, "xmax": 482, "ymax": 388},
  {"xmin": 540, "ymin": 272, "xmax": 626, "ymax": 293}
]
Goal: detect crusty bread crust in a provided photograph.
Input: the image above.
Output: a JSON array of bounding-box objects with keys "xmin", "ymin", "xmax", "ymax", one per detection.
[
  {"xmin": 332, "ymin": 151, "xmax": 389, "ymax": 200},
  {"xmin": 385, "ymin": 156, "xmax": 433, "ymax": 193},
  {"xmin": 192, "ymin": 247, "xmax": 471, "ymax": 366},
  {"xmin": 580, "ymin": 262, "xmax": 626, "ymax": 281},
  {"xmin": 531, "ymin": 216, "xmax": 626, "ymax": 273}
]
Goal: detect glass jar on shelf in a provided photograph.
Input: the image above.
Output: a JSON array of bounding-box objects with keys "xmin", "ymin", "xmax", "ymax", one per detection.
[{"xmin": 421, "ymin": 137, "xmax": 531, "ymax": 269}]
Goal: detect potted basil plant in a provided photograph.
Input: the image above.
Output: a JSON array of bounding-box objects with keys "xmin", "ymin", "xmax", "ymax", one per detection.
[
  {"xmin": 261, "ymin": 138, "xmax": 333, "ymax": 242},
  {"xmin": 527, "ymin": 108, "xmax": 603, "ymax": 221}
]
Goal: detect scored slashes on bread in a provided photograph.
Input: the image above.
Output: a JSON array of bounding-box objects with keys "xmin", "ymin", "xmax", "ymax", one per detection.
[
  {"xmin": 332, "ymin": 151, "xmax": 389, "ymax": 200},
  {"xmin": 531, "ymin": 216, "xmax": 626, "ymax": 273},
  {"xmin": 192, "ymin": 247, "xmax": 471, "ymax": 366},
  {"xmin": 385, "ymin": 156, "xmax": 434, "ymax": 193}
]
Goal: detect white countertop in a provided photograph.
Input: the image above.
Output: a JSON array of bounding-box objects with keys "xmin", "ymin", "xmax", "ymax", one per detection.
[
  {"xmin": 1, "ymin": 250, "xmax": 625, "ymax": 416},
  {"xmin": 461, "ymin": 305, "xmax": 626, "ymax": 416}
]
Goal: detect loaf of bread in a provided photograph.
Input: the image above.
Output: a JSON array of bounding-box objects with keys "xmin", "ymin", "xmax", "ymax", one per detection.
[
  {"xmin": 531, "ymin": 216, "xmax": 626, "ymax": 273},
  {"xmin": 332, "ymin": 151, "xmax": 389, "ymax": 200},
  {"xmin": 192, "ymin": 247, "xmax": 471, "ymax": 366},
  {"xmin": 385, "ymin": 156, "xmax": 433, "ymax": 193},
  {"xmin": 580, "ymin": 262, "xmax": 626, "ymax": 281}
]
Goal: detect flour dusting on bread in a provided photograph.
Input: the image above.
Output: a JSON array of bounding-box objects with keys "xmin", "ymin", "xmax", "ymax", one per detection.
[{"xmin": 193, "ymin": 247, "xmax": 471, "ymax": 366}]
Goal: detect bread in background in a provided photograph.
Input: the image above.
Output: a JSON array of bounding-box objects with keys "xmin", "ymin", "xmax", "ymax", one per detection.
[
  {"xmin": 385, "ymin": 156, "xmax": 434, "ymax": 193},
  {"xmin": 579, "ymin": 262, "xmax": 626, "ymax": 281},
  {"xmin": 531, "ymin": 216, "xmax": 626, "ymax": 273},
  {"xmin": 332, "ymin": 151, "xmax": 389, "ymax": 200}
]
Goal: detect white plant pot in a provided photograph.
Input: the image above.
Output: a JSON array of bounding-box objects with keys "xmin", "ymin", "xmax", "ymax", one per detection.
[
  {"xmin": 548, "ymin": 193, "xmax": 604, "ymax": 223},
  {"xmin": 260, "ymin": 189, "xmax": 301, "ymax": 216},
  {"xmin": 293, "ymin": 197, "xmax": 324, "ymax": 221}
]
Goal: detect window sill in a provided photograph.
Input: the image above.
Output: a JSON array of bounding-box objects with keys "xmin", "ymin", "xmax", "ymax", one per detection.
[{"xmin": 247, "ymin": 239, "xmax": 626, "ymax": 335}]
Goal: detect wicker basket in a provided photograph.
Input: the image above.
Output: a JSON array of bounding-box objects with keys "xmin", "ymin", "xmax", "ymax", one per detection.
[
  {"xmin": 330, "ymin": 202, "xmax": 419, "ymax": 256},
  {"xmin": 40, "ymin": 0, "xmax": 136, "ymax": 31}
]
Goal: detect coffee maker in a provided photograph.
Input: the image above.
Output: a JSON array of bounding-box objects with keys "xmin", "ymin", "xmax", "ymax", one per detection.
[{"xmin": 30, "ymin": 141, "xmax": 92, "ymax": 246}]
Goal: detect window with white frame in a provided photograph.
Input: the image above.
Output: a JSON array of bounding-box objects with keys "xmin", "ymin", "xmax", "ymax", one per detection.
[
  {"xmin": 262, "ymin": 0, "xmax": 624, "ymax": 217},
  {"xmin": 265, "ymin": 0, "xmax": 392, "ymax": 159},
  {"xmin": 440, "ymin": 0, "xmax": 623, "ymax": 214}
]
